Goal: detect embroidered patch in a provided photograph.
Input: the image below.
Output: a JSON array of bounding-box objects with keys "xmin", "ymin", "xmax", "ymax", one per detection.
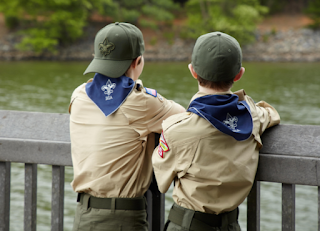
[
  {"xmin": 223, "ymin": 113, "xmax": 240, "ymax": 132},
  {"xmin": 99, "ymin": 37, "xmax": 115, "ymax": 56},
  {"xmin": 145, "ymin": 87, "xmax": 157, "ymax": 97},
  {"xmin": 101, "ymin": 79, "xmax": 116, "ymax": 100},
  {"xmin": 158, "ymin": 132, "xmax": 169, "ymax": 158},
  {"xmin": 158, "ymin": 145, "xmax": 164, "ymax": 158}
]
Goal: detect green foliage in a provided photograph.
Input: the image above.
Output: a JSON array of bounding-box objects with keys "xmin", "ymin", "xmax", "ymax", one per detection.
[
  {"xmin": 259, "ymin": 0, "xmax": 286, "ymax": 14},
  {"xmin": 184, "ymin": 0, "xmax": 268, "ymax": 45},
  {"xmin": 305, "ymin": 0, "xmax": 320, "ymax": 29},
  {"xmin": 163, "ymin": 31, "xmax": 175, "ymax": 44},
  {"xmin": 150, "ymin": 36, "xmax": 158, "ymax": 46},
  {"xmin": 0, "ymin": 0, "xmax": 112, "ymax": 53},
  {"xmin": 102, "ymin": 0, "xmax": 178, "ymax": 29},
  {"xmin": 16, "ymin": 29, "xmax": 58, "ymax": 53},
  {"xmin": 0, "ymin": 0, "xmax": 178, "ymax": 53}
]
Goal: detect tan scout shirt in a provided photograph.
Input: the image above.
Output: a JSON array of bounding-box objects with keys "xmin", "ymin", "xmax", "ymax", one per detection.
[
  {"xmin": 152, "ymin": 90, "xmax": 280, "ymax": 214},
  {"xmin": 69, "ymin": 78, "xmax": 183, "ymax": 198}
]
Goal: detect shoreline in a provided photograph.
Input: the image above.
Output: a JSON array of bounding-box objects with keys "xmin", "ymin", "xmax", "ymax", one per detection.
[{"xmin": 0, "ymin": 28, "xmax": 319, "ymax": 62}]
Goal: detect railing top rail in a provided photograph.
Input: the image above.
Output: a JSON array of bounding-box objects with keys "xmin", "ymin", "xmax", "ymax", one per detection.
[
  {"xmin": 260, "ymin": 124, "xmax": 320, "ymax": 158},
  {"xmin": 1, "ymin": 109, "xmax": 320, "ymax": 185},
  {"xmin": 0, "ymin": 110, "xmax": 70, "ymax": 142},
  {"xmin": 2, "ymin": 109, "xmax": 320, "ymax": 157}
]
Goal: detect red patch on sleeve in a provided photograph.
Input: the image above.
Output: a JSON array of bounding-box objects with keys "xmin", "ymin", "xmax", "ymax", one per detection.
[
  {"xmin": 158, "ymin": 145, "xmax": 164, "ymax": 158},
  {"xmin": 158, "ymin": 132, "xmax": 169, "ymax": 158}
]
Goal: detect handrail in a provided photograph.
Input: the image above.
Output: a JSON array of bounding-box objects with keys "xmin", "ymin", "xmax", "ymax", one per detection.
[{"xmin": 0, "ymin": 110, "xmax": 320, "ymax": 231}]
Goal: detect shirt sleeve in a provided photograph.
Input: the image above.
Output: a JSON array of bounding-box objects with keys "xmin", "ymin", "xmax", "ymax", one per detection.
[
  {"xmin": 255, "ymin": 101, "xmax": 281, "ymax": 135},
  {"xmin": 152, "ymin": 131, "xmax": 177, "ymax": 193},
  {"xmin": 144, "ymin": 91, "xmax": 185, "ymax": 134}
]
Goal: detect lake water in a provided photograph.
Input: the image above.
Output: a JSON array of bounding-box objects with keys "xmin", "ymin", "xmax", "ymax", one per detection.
[{"xmin": 0, "ymin": 61, "xmax": 319, "ymax": 230}]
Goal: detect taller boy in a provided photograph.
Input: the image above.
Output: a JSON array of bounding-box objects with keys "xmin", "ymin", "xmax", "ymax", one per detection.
[
  {"xmin": 152, "ymin": 32, "xmax": 280, "ymax": 231},
  {"xmin": 69, "ymin": 22, "xmax": 184, "ymax": 231}
]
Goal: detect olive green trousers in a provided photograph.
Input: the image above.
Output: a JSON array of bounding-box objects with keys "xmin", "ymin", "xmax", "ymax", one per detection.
[{"xmin": 72, "ymin": 193, "xmax": 148, "ymax": 231}]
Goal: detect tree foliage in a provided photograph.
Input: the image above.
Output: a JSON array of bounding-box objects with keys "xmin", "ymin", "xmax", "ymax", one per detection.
[
  {"xmin": 0, "ymin": 0, "xmax": 178, "ymax": 53},
  {"xmin": 305, "ymin": 0, "xmax": 320, "ymax": 29},
  {"xmin": 0, "ymin": 0, "xmax": 114, "ymax": 53},
  {"xmin": 102, "ymin": 0, "xmax": 178, "ymax": 29},
  {"xmin": 4, "ymin": 0, "xmax": 311, "ymax": 53},
  {"xmin": 184, "ymin": 0, "xmax": 268, "ymax": 44}
]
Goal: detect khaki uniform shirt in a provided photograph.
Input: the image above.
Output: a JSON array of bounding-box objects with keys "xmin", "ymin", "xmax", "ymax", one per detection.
[
  {"xmin": 69, "ymin": 78, "xmax": 183, "ymax": 198},
  {"xmin": 152, "ymin": 90, "xmax": 280, "ymax": 214}
]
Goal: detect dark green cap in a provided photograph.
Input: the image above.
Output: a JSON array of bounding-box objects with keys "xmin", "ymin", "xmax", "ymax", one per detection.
[
  {"xmin": 84, "ymin": 22, "xmax": 145, "ymax": 78},
  {"xmin": 191, "ymin": 32, "xmax": 242, "ymax": 82}
]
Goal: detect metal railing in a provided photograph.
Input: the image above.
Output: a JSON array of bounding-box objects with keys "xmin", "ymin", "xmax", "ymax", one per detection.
[{"xmin": 0, "ymin": 110, "xmax": 319, "ymax": 231}]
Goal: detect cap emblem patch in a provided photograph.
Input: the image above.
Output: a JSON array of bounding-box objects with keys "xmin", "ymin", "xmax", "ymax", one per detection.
[
  {"xmin": 99, "ymin": 37, "xmax": 115, "ymax": 56},
  {"xmin": 101, "ymin": 79, "xmax": 116, "ymax": 101}
]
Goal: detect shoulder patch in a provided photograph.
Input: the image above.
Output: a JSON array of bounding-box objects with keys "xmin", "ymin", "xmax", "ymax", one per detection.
[
  {"xmin": 158, "ymin": 132, "xmax": 169, "ymax": 158},
  {"xmin": 145, "ymin": 87, "xmax": 157, "ymax": 97}
]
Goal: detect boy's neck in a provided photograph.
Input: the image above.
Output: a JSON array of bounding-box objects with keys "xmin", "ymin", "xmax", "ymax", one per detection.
[{"xmin": 198, "ymin": 85, "xmax": 231, "ymax": 94}]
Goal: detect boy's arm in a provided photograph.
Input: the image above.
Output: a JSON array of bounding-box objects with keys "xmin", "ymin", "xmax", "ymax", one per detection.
[
  {"xmin": 145, "ymin": 90, "xmax": 185, "ymax": 134},
  {"xmin": 255, "ymin": 101, "xmax": 280, "ymax": 135},
  {"xmin": 152, "ymin": 131, "xmax": 177, "ymax": 193}
]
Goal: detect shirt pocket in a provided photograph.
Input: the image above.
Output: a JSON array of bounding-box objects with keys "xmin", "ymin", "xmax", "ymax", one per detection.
[{"xmin": 175, "ymin": 138, "xmax": 200, "ymax": 179}]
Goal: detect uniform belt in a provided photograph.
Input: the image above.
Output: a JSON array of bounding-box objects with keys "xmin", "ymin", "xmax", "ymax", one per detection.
[
  {"xmin": 77, "ymin": 193, "xmax": 146, "ymax": 210},
  {"xmin": 168, "ymin": 203, "xmax": 238, "ymax": 230}
]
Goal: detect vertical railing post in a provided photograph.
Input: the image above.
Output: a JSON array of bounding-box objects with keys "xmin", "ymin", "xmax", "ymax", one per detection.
[
  {"xmin": 318, "ymin": 186, "xmax": 320, "ymax": 231},
  {"xmin": 282, "ymin": 183, "xmax": 295, "ymax": 231},
  {"xmin": 146, "ymin": 174, "xmax": 165, "ymax": 231},
  {"xmin": 0, "ymin": 162, "xmax": 11, "ymax": 231},
  {"xmin": 51, "ymin": 165, "xmax": 65, "ymax": 231},
  {"xmin": 25, "ymin": 163, "xmax": 37, "ymax": 231},
  {"xmin": 247, "ymin": 180, "xmax": 260, "ymax": 231},
  {"xmin": 145, "ymin": 133, "xmax": 165, "ymax": 231}
]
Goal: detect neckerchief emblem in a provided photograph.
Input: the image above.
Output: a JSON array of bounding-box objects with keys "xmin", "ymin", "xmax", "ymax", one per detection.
[
  {"xmin": 101, "ymin": 79, "xmax": 116, "ymax": 100},
  {"xmin": 99, "ymin": 37, "xmax": 115, "ymax": 56},
  {"xmin": 223, "ymin": 113, "xmax": 240, "ymax": 132}
]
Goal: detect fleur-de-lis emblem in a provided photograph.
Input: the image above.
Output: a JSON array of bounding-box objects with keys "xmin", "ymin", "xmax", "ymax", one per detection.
[
  {"xmin": 101, "ymin": 79, "xmax": 116, "ymax": 100},
  {"xmin": 223, "ymin": 113, "xmax": 239, "ymax": 131},
  {"xmin": 99, "ymin": 37, "xmax": 115, "ymax": 56}
]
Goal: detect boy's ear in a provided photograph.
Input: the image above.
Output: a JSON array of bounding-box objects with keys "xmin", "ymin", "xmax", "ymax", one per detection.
[
  {"xmin": 188, "ymin": 64, "xmax": 198, "ymax": 79},
  {"xmin": 234, "ymin": 67, "xmax": 245, "ymax": 82},
  {"xmin": 131, "ymin": 56, "xmax": 142, "ymax": 68}
]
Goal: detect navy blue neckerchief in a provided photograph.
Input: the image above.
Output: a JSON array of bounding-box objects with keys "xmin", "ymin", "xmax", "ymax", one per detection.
[
  {"xmin": 187, "ymin": 94, "xmax": 253, "ymax": 141},
  {"xmin": 85, "ymin": 73, "xmax": 135, "ymax": 117}
]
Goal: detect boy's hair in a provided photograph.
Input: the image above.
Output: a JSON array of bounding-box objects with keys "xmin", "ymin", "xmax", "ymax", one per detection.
[
  {"xmin": 197, "ymin": 75, "xmax": 234, "ymax": 90},
  {"xmin": 191, "ymin": 32, "xmax": 242, "ymax": 82}
]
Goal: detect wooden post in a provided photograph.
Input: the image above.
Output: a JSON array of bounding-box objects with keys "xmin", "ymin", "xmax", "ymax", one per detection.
[
  {"xmin": 24, "ymin": 163, "xmax": 37, "ymax": 231},
  {"xmin": 51, "ymin": 165, "xmax": 65, "ymax": 231},
  {"xmin": 247, "ymin": 180, "xmax": 260, "ymax": 231},
  {"xmin": 0, "ymin": 162, "xmax": 11, "ymax": 231},
  {"xmin": 282, "ymin": 184, "xmax": 295, "ymax": 231}
]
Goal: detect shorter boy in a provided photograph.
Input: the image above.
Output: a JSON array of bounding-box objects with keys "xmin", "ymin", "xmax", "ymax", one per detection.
[{"xmin": 152, "ymin": 32, "xmax": 280, "ymax": 231}]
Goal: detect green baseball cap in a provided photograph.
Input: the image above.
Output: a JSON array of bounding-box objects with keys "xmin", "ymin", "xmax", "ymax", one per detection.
[
  {"xmin": 84, "ymin": 22, "xmax": 145, "ymax": 78},
  {"xmin": 191, "ymin": 32, "xmax": 242, "ymax": 82}
]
